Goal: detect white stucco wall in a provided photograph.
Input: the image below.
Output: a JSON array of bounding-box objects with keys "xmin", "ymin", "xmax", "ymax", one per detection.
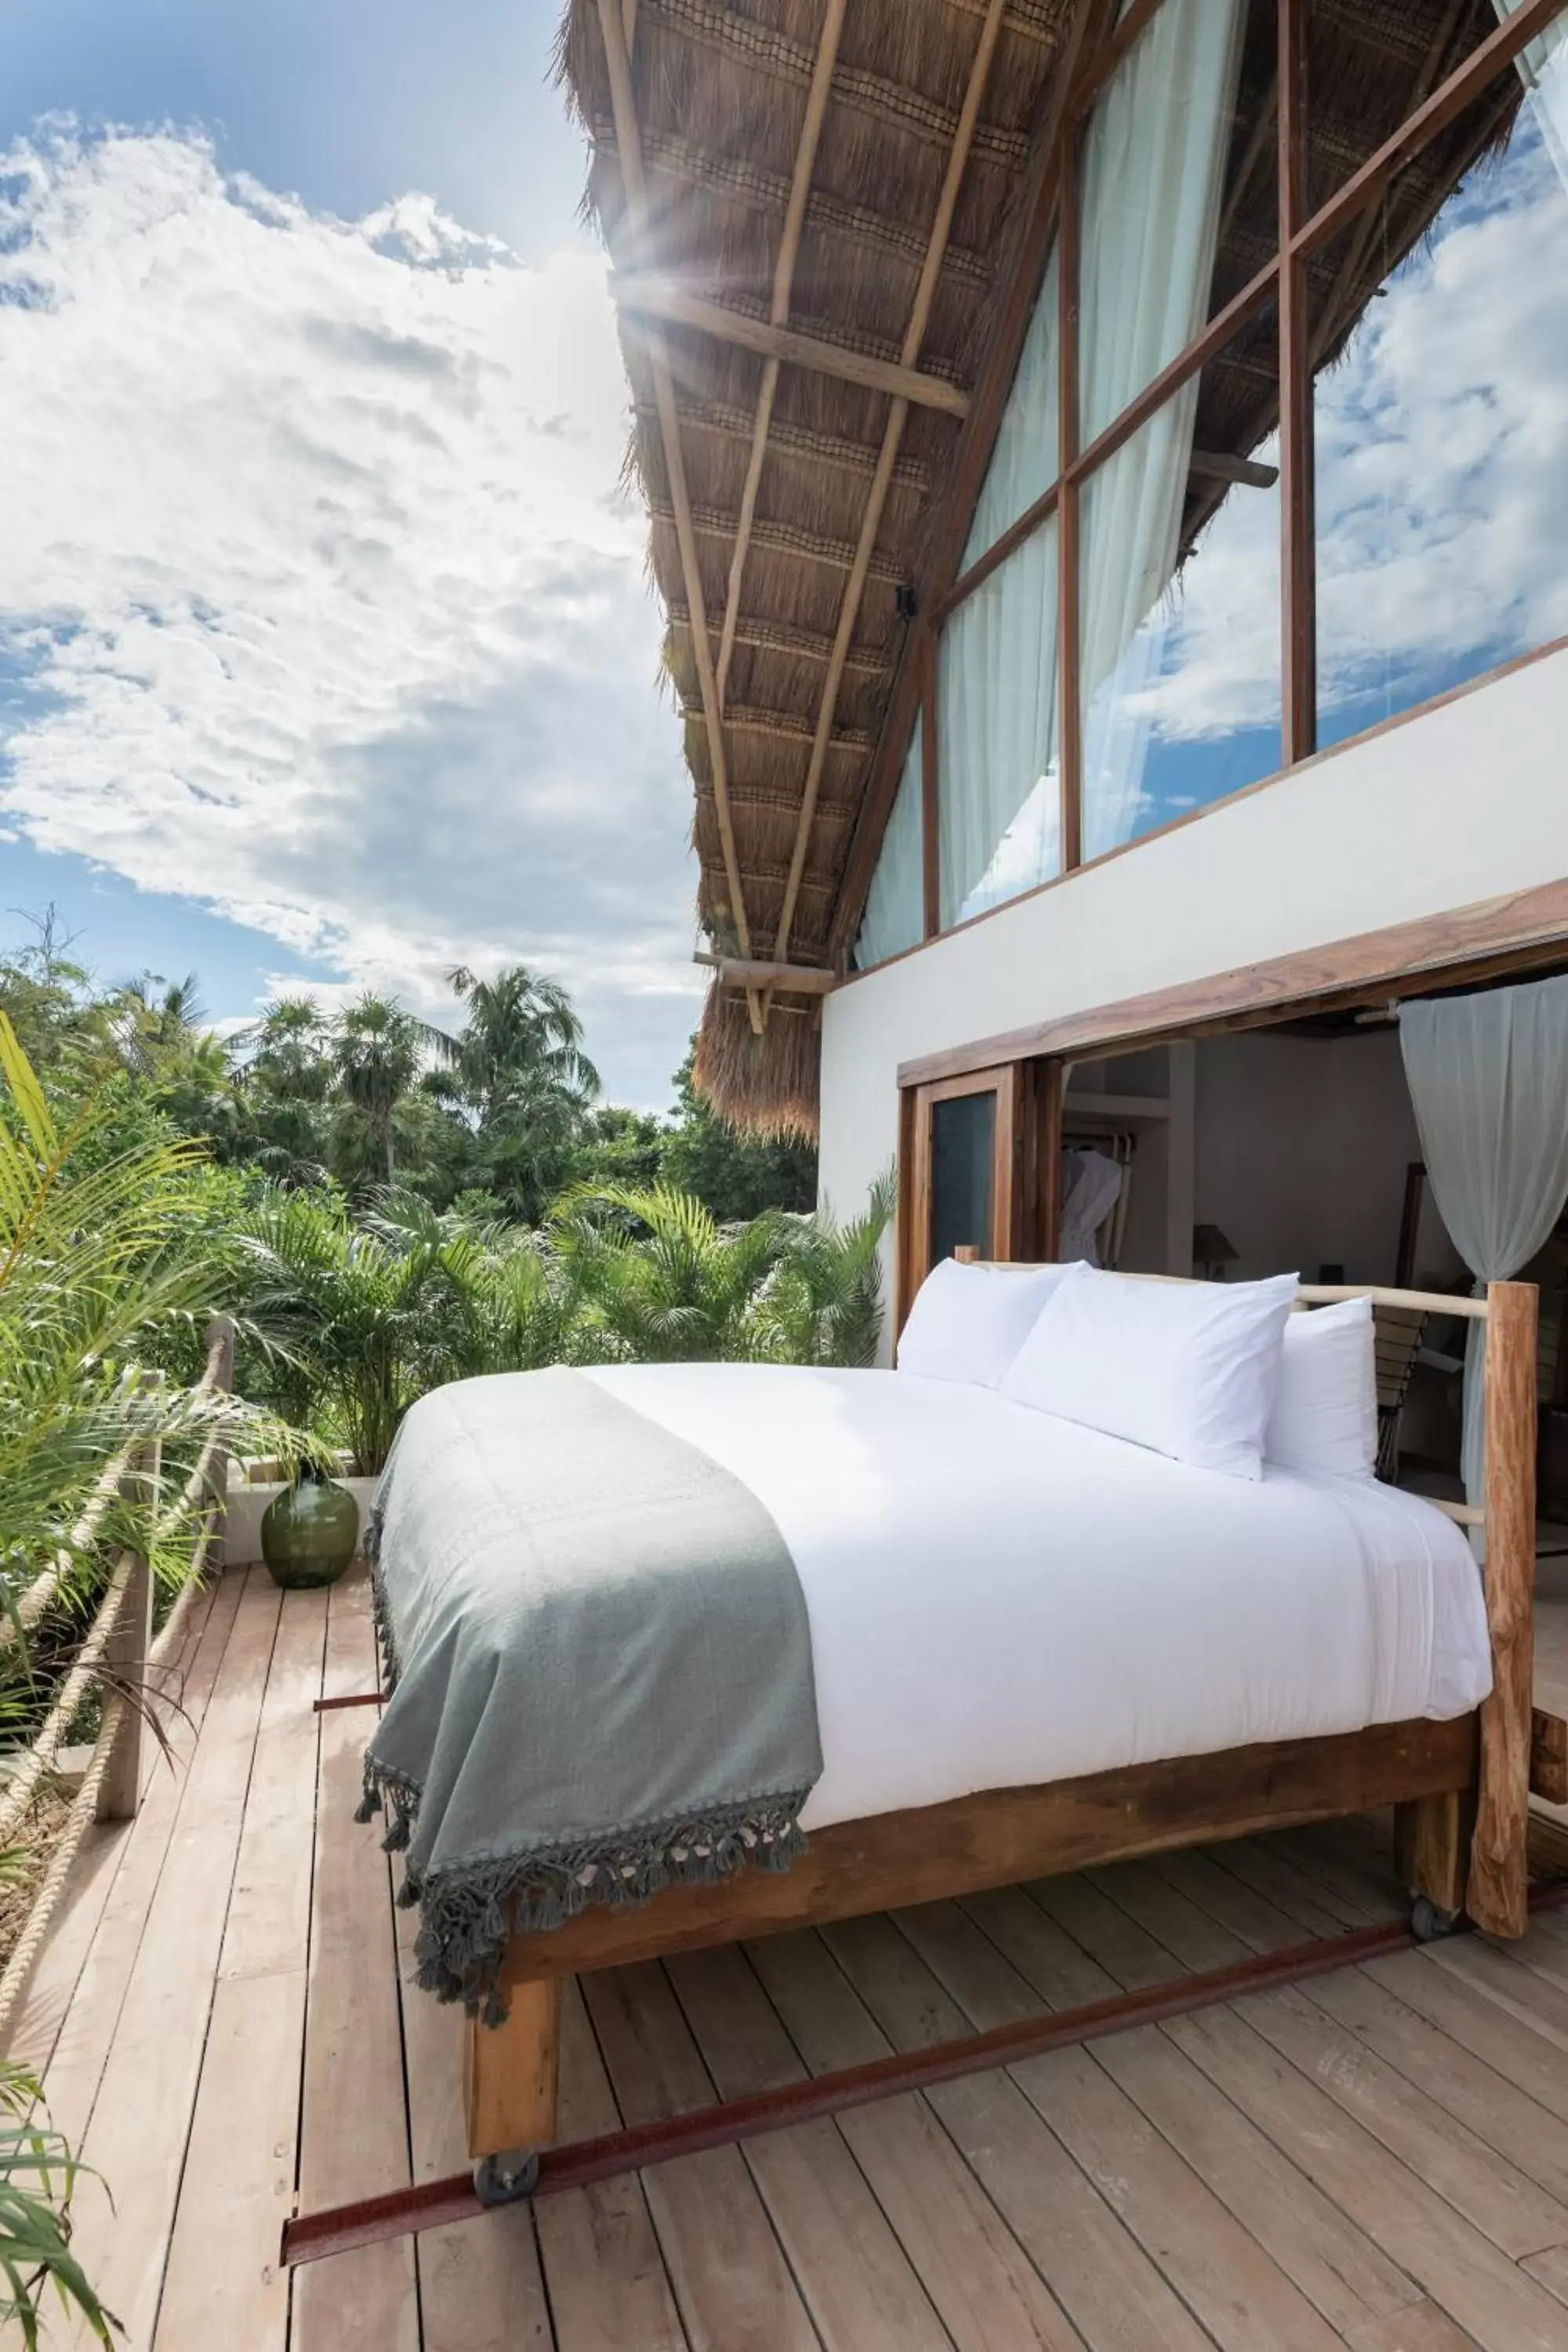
[{"xmin": 820, "ymin": 645, "xmax": 1568, "ymax": 1340}]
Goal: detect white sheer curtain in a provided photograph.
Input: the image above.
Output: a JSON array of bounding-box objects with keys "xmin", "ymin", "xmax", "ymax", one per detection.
[
  {"xmin": 1494, "ymin": 0, "xmax": 1568, "ymax": 187},
  {"xmin": 960, "ymin": 249, "xmax": 1060, "ymax": 572},
  {"xmin": 854, "ymin": 716, "xmax": 924, "ymax": 970},
  {"xmin": 938, "ymin": 518, "xmax": 1060, "ymax": 925},
  {"xmin": 1399, "ymin": 975, "xmax": 1568, "ymax": 1523},
  {"xmin": 1076, "ymin": 0, "xmax": 1247, "ymax": 853}
]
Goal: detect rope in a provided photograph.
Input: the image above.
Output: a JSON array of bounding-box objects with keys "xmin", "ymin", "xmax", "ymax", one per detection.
[
  {"xmin": 0, "ymin": 1693, "xmax": 127, "ymax": 2056},
  {"xmin": 0, "ymin": 1554, "xmax": 139, "ymax": 1853}
]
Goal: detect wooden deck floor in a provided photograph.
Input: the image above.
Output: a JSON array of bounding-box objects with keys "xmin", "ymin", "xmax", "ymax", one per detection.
[{"xmin": 15, "ymin": 1563, "xmax": 1568, "ymax": 2350}]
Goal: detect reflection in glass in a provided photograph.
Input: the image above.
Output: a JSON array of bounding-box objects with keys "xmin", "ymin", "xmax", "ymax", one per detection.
[
  {"xmin": 931, "ymin": 1092, "xmax": 996, "ymax": 1265},
  {"xmin": 1313, "ymin": 53, "xmax": 1568, "ymax": 754},
  {"xmin": 854, "ymin": 717, "xmax": 923, "ymax": 971},
  {"xmin": 960, "ymin": 248, "xmax": 1059, "ymax": 572},
  {"xmin": 938, "ymin": 521, "xmax": 1061, "ymax": 927},
  {"xmin": 1077, "ymin": 0, "xmax": 1247, "ymax": 447},
  {"xmin": 1080, "ymin": 321, "xmax": 1283, "ymax": 862}
]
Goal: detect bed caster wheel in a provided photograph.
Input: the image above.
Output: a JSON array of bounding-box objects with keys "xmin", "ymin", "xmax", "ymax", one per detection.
[
  {"xmin": 473, "ymin": 2150, "xmax": 539, "ymax": 2206},
  {"xmin": 1410, "ymin": 1896, "xmax": 1461, "ymax": 1944}
]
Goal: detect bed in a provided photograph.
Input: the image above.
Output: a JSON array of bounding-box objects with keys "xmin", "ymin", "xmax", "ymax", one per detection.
[{"xmin": 358, "ymin": 1276, "xmax": 1541, "ymax": 2201}]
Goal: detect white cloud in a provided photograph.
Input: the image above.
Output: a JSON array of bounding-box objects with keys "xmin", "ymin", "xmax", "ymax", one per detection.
[
  {"xmin": 0, "ymin": 124, "xmax": 704, "ymax": 1103},
  {"xmin": 1106, "ymin": 110, "xmax": 1568, "ymax": 751}
]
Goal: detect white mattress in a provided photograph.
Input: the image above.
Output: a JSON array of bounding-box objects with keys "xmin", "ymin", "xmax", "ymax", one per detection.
[{"xmin": 586, "ymin": 1363, "xmax": 1491, "ymax": 1833}]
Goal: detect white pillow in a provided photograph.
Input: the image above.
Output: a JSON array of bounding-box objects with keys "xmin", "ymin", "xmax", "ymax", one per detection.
[
  {"xmin": 1000, "ymin": 1266, "xmax": 1299, "ymax": 1479},
  {"xmin": 897, "ymin": 1258, "xmax": 1081, "ymax": 1389},
  {"xmin": 1265, "ymin": 1297, "xmax": 1378, "ymax": 1479}
]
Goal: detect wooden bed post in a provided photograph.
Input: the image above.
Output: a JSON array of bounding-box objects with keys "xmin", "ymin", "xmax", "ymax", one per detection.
[
  {"xmin": 1467, "ymin": 1279, "xmax": 1538, "ymax": 1940},
  {"xmin": 464, "ymin": 1976, "xmax": 561, "ymax": 2165}
]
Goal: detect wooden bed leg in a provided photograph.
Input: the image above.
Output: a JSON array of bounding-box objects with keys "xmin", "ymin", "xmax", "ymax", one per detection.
[
  {"xmin": 1468, "ymin": 1279, "xmax": 1538, "ymax": 1940},
  {"xmin": 464, "ymin": 1975, "xmax": 561, "ymax": 2167},
  {"xmin": 1394, "ymin": 1788, "xmax": 1470, "ymax": 1923}
]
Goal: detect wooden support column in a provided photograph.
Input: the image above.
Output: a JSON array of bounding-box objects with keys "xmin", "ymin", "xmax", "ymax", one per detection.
[
  {"xmin": 96, "ymin": 1440, "xmax": 158, "ymax": 1824},
  {"xmin": 1277, "ymin": 0, "xmax": 1316, "ymax": 763},
  {"xmin": 1468, "ymin": 1278, "xmax": 1538, "ymax": 1940},
  {"xmin": 465, "ymin": 1976, "xmax": 562, "ymax": 2161},
  {"xmin": 205, "ymin": 1312, "xmax": 236, "ymax": 1576}
]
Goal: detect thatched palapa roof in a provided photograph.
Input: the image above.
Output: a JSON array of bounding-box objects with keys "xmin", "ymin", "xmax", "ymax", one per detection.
[{"xmin": 559, "ymin": 0, "xmax": 1519, "ymax": 1135}]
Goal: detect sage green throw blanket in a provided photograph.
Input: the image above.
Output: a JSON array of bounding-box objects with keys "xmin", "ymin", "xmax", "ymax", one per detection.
[{"xmin": 358, "ymin": 1369, "xmax": 822, "ymax": 2015}]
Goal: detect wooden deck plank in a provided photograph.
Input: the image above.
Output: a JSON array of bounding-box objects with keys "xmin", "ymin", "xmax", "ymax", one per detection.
[
  {"xmin": 1272, "ymin": 1828, "xmax": 1404, "ymax": 1923},
  {"xmin": 1521, "ymin": 2244, "xmax": 1568, "ymax": 2307},
  {"xmin": 1167, "ymin": 2002, "xmax": 1568, "ymax": 2350},
  {"xmin": 1427, "ymin": 1935, "xmax": 1568, "ymax": 2053},
  {"xmin": 1236, "ymin": 1982, "xmax": 1568, "ymax": 2257},
  {"xmin": 666, "ymin": 1946, "xmax": 968, "ymax": 2351},
  {"xmin": 1345, "ymin": 2303, "xmax": 1483, "ymax": 2349},
  {"xmin": 32, "ymin": 1567, "xmax": 245, "ymax": 2156},
  {"xmin": 892, "ymin": 1897, "xmax": 1051, "ymax": 2027},
  {"xmin": 6, "ymin": 1584, "xmax": 220, "ymax": 2085},
  {"xmin": 582, "ymin": 1961, "xmax": 822, "ymax": 2350},
  {"xmin": 822, "ymin": 1906, "xmax": 1216, "ymax": 2350},
  {"xmin": 154, "ymin": 1584, "xmax": 328, "ymax": 2350},
  {"xmin": 532, "ymin": 1977, "xmax": 688, "ymax": 2352},
  {"xmin": 1364, "ymin": 1947, "xmax": 1568, "ymax": 2121},
  {"xmin": 394, "ymin": 1888, "xmax": 557, "ymax": 2351},
  {"xmin": 1204, "ymin": 1836, "xmax": 1370, "ymax": 1936},
  {"xmin": 1305, "ymin": 1965, "xmax": 1568, "ymax": 2204},
  {"xmin": 1087, "ymin": 1858, "xmax": 1254, "ymax": 1974},
  {"xmin": 955, "ymin": 1885, "xmax": 1118, "ymax": 2009},
  {"xmin": 1021, "ymin": 1871, "xmax": 1188, "ymax": 1990},
  {"xmin": 1011, "ymin": 2039, "xmax": 1346, "ymax": 2351},
  {"xmin": 291, "ymin": 1571, "xmax": 419, "ymax": 2352},
  {"xmin": 1146, "ymin": 1846, "xmax": 1314, "ymax": 1955},
  {"xmin": 54, "ymin": 1567, "xmax": 283, "ymax": 2349},
  {"xmin": 1091, "ymin": 2022, "xmax": 1422, "ymax": 2337}
]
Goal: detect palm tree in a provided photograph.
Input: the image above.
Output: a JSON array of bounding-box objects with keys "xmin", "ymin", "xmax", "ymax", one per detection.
[
  {"xmin": 445, "ymin": 965, "xmax": 600, "ymax": 1116},
  {"xmin": 328, "ymin": 994, "xmax": 452, "ymax": 1186}
]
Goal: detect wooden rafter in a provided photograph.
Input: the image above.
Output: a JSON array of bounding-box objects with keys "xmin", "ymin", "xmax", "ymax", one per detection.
[
  {"xmin": 716, "ymin": 0, "xmax": 848, "ymax": 713},
  {"xmin": 828, "ymin": 0, "xmax": 1116, "ymax": 960},
  {"xmin": 593, "ymin": 0, "xmax": 760, "ymax": 1025},
  {"xmin": 771, "ymin": 0, "xmax": 1010, "ymax": 976},
  {"xmin": 611, "ymin": 278, "xmax": 972, "ymax": 417}
]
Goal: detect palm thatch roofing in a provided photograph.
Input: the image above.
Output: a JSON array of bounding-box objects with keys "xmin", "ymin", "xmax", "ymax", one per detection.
[{"xmin": 558, "ymin": 0, "xmax": 1519, "ymax": 1135}]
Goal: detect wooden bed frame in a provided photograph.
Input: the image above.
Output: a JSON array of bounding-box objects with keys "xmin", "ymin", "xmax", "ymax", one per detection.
[{"xmin": 463, "ymin": 1276, "xmax": 1543, "ymax": 2178}]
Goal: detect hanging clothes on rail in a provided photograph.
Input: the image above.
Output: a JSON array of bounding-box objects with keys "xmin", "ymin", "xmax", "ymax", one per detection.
[{"xmin": 1059, "ymin": 1148, "xmax": 1125, "ymax": 1268}]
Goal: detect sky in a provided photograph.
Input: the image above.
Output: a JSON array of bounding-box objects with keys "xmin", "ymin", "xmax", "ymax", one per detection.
[{"xmin": 0, "ymin": 1, "xmax": 706, "ymax": 1109}]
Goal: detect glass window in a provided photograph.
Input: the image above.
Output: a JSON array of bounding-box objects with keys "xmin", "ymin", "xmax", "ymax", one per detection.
[
  {"xmin": 1312, "ymin": 40, "xmax": 1568, "ymax": 753},
  {"xmin": 854, "ymin": 717, "xmax": 924, "ymax": 971},
  {"xmin": 931, "ymin": 1091, "xmax": 996, "ymax": 1264},
  {"xmin": 1078, "ymin": 0, "xmax": 1252, "ymax": 448},
  {"xmin": 938, "ymin": 518, "xmax": 1061, "ymax": 927},
  {"xmin": 1080, "ymin": 303, "xmax": 1282, "ymax": 861},
  {"xmin": 960, "ymin": 247, "xmax": 1059, "ymax": 572}
]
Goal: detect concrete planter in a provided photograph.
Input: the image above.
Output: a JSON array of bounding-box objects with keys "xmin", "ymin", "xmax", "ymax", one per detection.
[{"xmin": 225, "ymin": 1467, "xmax": 378, "ymax": 1568}]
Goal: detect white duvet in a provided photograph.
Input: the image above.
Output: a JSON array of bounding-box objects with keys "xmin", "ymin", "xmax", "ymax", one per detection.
[{"xmin": 586, "ymin": 1363, "xmax": 1491, "ymax": 1833}]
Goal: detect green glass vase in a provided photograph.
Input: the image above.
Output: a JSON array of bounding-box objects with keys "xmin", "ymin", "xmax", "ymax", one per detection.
[{"xmin": 260, "ymin": 1466, "xmax": 360, "ymax": 1590}]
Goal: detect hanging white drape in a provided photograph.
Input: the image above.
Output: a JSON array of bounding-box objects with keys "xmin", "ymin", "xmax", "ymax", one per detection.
[
  {"xmin": 1494, "ymin": 0, "xmax": 1568, "ymax": 189},
  {"xmin": 1076, "ymin": 0, "xmax": 1247, "ymax": 854},
  {"xmin": 961, "ymin": 249, "xmax": 1061, "ymax": 572},
  {"xmin": 1399, "ymin": 974, "xmax": 1568, "ymax": 1522},
  {"xmin": 855, "ymin": 715, "xmax": 924, "ymax": 970},
  {"xmin": 938, "ymin": 518, "xmax": 1061, "ymax": 925}
]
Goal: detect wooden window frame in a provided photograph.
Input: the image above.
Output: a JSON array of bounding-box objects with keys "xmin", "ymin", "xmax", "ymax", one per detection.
[
  {"xmin": 868, "ymin": 0, "xmax": 1566, "ymax": 963},
  {"xmin": 898, "ymin": 1060, "xmax": 1066, "ymax": 1330}
]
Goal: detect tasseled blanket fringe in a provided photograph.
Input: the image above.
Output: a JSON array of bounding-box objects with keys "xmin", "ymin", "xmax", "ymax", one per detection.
[
  {"xmin": 356, "ymin": 1513, "xmax": 812, "ymax": 2024},
  {"xmin": 356, "ymin": 1753, "xmax": 811, "ymax": 2023}
]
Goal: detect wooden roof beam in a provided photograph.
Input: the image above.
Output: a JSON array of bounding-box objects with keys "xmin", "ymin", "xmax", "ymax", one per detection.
[
  {"xmin": 829, "ymin": 0, "xmax": 1122, "ymax": 959},
  {"xmin": 595, "ymin": 0, "xmax": 761, "ymax": 1029},
  {"xmin": 611, "ymin": 278, "xmax": 971, "ymax": 418},
  {"xmin": 694, "ymin": 954, "xmax": 837, "ymax": 994},
  {"xmin": 716, "ymin": 0, "xmax": 848, "ymax": 713},
  {"xmin": 771, "ymin": 0, "xmax": 1010, "ymax": 976}
]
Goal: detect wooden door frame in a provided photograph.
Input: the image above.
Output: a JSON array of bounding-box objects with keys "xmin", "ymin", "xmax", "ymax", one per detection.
[{"xmin": 900, "ymin": 1062, "xmax": 1030, "ymax": 1324}]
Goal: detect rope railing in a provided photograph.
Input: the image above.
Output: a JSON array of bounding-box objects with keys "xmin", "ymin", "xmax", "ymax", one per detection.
[{"xmin": 0, "ymin": 1315, "xmax": 235, "ymax": 2054}]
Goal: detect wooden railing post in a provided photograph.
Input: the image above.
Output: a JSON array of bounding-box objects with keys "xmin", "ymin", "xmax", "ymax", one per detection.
[
  {"xmin": 1468, "ymin": 1279, "xmax": 1538, "ymax": 1939},
  {"xmin": 205, "ymin": 1313, "xmax": 236, "ymax": 1575},
  {"xmin": 95, "ymin": 1440, "xmax": 157, "ymax": 1825}
]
